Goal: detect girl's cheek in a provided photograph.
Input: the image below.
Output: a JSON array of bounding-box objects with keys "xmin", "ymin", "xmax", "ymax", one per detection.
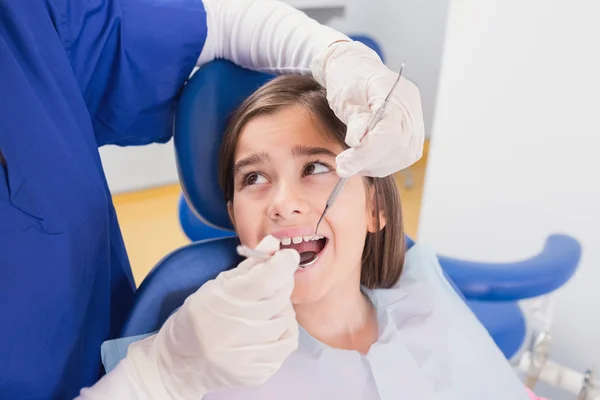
[
  {"xmin": 236, "ymin": 218, "xmax": 259, "ymax": 248},
  {"xmin": 331, "ymin": 179, "xmax": 367, "ymax": 215}
]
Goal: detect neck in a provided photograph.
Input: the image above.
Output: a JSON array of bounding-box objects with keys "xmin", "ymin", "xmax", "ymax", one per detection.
[{"xmin": 294, "ymin": 273, "xmax": 378, "ymax": 354}]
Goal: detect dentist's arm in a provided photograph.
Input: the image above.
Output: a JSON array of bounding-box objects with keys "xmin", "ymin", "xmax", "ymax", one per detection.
[
  {"xmin": 76, "ymin": 236, "xmax": 300, "ymax": 399},
  {"xmin": 199, "ymin": 0, "xmax": 425, "ymax": 177},
  {"xmin": 198, "ymin": 0, "xmax": 347, "ymax": 74}
]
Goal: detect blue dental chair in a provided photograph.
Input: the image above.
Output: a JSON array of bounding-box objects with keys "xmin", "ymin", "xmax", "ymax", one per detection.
[{"xmin": 122, "ymin": 46, "xmax": 582, "ymax": 363}]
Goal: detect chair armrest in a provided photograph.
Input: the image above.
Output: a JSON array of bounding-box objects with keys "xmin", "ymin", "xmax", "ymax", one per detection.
[{"xmin": 434, "ymin": 234, "xmax": 581, "ymax": 301}]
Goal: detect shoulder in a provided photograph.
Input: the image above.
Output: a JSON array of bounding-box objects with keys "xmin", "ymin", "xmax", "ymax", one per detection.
[{"xmin": 399, "ymin": 242, "xmax": 445, "ymax": 285}]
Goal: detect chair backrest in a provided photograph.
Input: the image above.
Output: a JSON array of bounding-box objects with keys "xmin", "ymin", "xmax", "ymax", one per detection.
[{"xmin": 174, "ymin": 60, "xmax": 273, "ymax": 231}]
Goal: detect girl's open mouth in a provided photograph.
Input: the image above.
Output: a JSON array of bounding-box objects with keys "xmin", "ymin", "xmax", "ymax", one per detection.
[{"xmin": 279, "ymin": 235, "xmax": 328, "ymax": 268}]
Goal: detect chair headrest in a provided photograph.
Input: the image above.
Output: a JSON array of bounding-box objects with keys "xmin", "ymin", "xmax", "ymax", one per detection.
[
  {"xmin": 174, "ymin": 35, "xmax": 385, "ymax": 231},
  {"xmin": 174, "ymin": 61, "xmax": 275, "ymax": 231}
]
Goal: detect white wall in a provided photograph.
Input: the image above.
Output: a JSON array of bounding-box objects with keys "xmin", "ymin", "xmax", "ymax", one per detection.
[
  {"xmin": 100, "ymin": 0, "xmax": 450, "ymax": 194},
  {"xmin": 418, "ymin": 1, "xmax": 599, "ymax": 398},
  {"xmin": 99, "ymin": 143, "xmax": 180, "ymax": 194},
  {"xmin": 326, "ymin": 0, "xmax": 450, "ymax": 138}
]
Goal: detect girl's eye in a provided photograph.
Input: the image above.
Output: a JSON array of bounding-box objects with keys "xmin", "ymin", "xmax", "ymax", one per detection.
[
  {"xmin": 245, "ymin": 173, "xmax": 268, "ymax": 186},
  {"xmin": 304, "ymin": 162, "xmax": 331, "ymax": 176}
]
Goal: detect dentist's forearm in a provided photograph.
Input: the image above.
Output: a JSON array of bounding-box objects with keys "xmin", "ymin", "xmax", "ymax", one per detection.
[{"xmin": 198, "ymin": 0, "xmax": 349, "ymax": 74}]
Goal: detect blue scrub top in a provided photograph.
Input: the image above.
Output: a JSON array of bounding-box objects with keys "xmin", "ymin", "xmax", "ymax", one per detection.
[{"xmin": 0, "ymin": 1, "xmax": 207, "ymax": 398}]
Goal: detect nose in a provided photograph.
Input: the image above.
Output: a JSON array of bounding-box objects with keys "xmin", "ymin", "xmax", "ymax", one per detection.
[{"xmin": 267, "ymin": 181, "xmax": 311, "ymax": 221}]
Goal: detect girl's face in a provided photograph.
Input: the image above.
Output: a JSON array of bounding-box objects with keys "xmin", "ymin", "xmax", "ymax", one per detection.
[{"xmin": 228, "ymin": 105, "xmax": 382, "ymax": 305}]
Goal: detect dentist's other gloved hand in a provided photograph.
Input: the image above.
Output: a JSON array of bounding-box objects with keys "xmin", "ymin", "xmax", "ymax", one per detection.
[
  {"xmin": 311, "ymin": 40, "xmax": 426, "ymax": 178},
  {"xmin": 79, "ymin": 235, "xmax": 300, "ymax": 400}
]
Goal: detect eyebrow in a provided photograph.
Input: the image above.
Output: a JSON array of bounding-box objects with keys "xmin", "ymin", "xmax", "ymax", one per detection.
[
  {"xmin": 291, "ymin": 145, "xmax": 337, "ymax": 159},
  {"xmin": 233, "ymin": 152, "xmax": 269, "ymax": 176},
  {"xmin": 233, "ymin": 146, "xmax": 337, "ymax": 176}
]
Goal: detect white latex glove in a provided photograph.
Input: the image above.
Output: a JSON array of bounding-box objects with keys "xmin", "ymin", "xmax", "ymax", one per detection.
[
  {"xmin": 77, "ymin": 235, "xmax": 300, "ymax": 400},
  {"xmin": 311, "ymin": 40, "xmax": 426, "ymax": 178}
]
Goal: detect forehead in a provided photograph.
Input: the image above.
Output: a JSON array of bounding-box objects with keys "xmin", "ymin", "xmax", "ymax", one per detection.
[{"xmin": 234, "ymin": 106, "xmax": 343, "ymax": 161}]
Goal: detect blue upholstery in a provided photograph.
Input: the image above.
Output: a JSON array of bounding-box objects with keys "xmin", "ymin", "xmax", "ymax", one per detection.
[
  {"xmin": 178, "ymin": 195, "xmax": 235, "ymax": 242},
  {"xmin": 466, "ymin": 300, "xmax": 526, "ymax": 359},
  {"xmin": 124, "ymin": 35, "xmax": 581, "ymax": 361},
  {"xmin": 438, "ymin": 234, "xmax": 581, "ymax": 301},
  {"xmin": 174, "ymin": 61, "xmax": 272, "ymax": 231}
]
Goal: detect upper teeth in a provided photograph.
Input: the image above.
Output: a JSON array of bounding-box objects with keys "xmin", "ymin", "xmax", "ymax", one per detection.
[{"xmin": 280, "ymin": 235, "xmax": 324, "ymax": 245}]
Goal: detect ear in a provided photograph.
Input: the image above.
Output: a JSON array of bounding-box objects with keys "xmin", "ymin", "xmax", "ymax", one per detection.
[
  {"xmin": 366, "ymin": 185, "xmax": 387, "ymax": 233},
  {"xmin": 227, "ymin": 201, "xmax": 236, "ymax": 229}
]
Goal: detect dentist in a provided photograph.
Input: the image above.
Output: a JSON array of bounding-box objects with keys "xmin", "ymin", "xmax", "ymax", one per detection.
[{"xmin": 0, "ymin": 0, "xmax": 424, "ymax": 398}]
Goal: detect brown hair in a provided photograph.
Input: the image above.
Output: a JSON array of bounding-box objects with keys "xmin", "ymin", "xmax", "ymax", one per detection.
[{"xmin": 218, "ymin": 75, "xmax": 405, "ymax": 289}]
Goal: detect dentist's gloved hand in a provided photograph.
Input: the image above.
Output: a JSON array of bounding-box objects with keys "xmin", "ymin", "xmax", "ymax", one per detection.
[
  {"xmin": 311, "ymin": 40, "xmax": 426, "ymax": 178},
  {"xmin": 107, "ymin": 236, "xmax": 299, "ymax": 399}
]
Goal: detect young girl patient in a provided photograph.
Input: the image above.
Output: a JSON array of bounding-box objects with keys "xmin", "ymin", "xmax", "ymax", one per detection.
[
  {"xmin": 101, "ymin": 75, "xmax": 542, "ymax": 399},
  {"xmin": 207, "ymin": 75, "xmax": 535, "ymax": 399}
]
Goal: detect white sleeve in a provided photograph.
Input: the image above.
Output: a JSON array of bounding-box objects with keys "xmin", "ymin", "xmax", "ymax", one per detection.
[
  {"xmin": 74, "ymin": 359, "xmax": 148, "ymax": 400},
  {"xmin": 197, "ymin": 0, "xmax": 349, "ymax": 75}
]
